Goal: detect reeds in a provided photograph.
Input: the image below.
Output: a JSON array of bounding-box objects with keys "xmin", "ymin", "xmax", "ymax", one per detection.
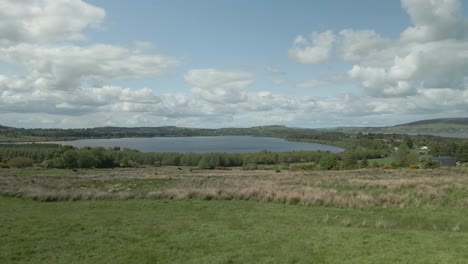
[{"xmin": 1, "ymin": 167, "xmax": 467, "ymax": 208}]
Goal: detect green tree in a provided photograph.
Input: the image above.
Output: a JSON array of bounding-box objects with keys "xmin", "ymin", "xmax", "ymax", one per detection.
[
  {"xmin": 61, "ymin": 150, "xmax": 79, "ymax": 168},
  {"xmin": 319, "ymin": 155, "xmax": 337, "ymax": 170},
  {"xmin": 77, "ymin": 150, "xmax": 98, "ymax": 168},
  {"xmin": 393, "ymin": 143, "xmax": 418, "ymax": 167}
]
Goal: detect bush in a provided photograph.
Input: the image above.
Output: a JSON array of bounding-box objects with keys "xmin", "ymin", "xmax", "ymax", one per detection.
[
  {"xmin": 420, "ymin": 159, "xmax": 440, "ymax": 169},
  {"xmin": 408, "ymin": 164, "xmax": 420, "ymax": 169},
  {"xmin": 7, "ymin": 157, "xmax": 34, "ymax": 168},
  {"xmin": 0, "ymin": 162, "xmax": 9, "ymax": 168},
  {"xmin": 242, "ymin": 163, "xmax": 258, "ymax": 170},
  {"xmin": 381, "ymin": 164, "xmax": 394, "ymax": 169},
  {"xmin": 290, "ymin": 163, "xmax": 316, "ymax": 171}
]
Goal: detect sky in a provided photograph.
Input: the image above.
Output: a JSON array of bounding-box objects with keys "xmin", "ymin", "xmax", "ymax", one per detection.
[{"xmin": 1, "ymin": 0, "xmax": 468, "ymax": 129}]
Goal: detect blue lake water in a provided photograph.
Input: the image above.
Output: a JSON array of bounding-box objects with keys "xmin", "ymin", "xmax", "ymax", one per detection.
[{"xmin": 49, "ymin": 136, "xmax": 344, "ymax": 153}]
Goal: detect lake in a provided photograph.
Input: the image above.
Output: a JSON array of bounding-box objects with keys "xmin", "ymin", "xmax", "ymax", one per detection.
[{"xmin": 49, "ymin": 136, "xmax": 344, "ymax": 153}]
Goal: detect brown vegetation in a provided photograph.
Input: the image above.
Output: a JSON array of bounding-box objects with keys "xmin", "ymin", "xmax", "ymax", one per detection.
[{"xmin": 1, "ymin": 166, "xmax": 468, "ymax": 208}]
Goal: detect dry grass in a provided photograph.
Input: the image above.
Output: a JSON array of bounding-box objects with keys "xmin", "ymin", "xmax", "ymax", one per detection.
[{"xmin": 1, "ymin": 166, "xmax": 468, "ymax": 208}]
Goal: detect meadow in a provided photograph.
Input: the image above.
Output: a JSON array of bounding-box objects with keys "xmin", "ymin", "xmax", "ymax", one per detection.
[{"xmin": 1, "ymin": 166, "xmax": 468, "ymax": 263}]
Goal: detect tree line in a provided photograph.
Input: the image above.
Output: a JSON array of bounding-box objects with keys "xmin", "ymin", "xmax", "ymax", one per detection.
[
  {"xmin": 2, "ymin": 131, "xmax": 468, "ymax": 170},
  {"xmin": 0, "ymin": 143, "xmax": 384, "ymax": 170}
]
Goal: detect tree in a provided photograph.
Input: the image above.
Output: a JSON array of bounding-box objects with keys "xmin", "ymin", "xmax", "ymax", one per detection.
[
  {"xmin": 393, "ymin": 143, "xmax": 418, "ymax": 167},
  {"xmin": 61, "ymin": 150, "xmax": 79, "ymax": 168},
  {"xmin": 198, "ymin": 155, "xmax": 215, "ymax": 169},
  {"xmin": 319, "ymin": 155, "xmax": 337, "ymax": 170},
  {"xmin": 77, "ymin": 150, "xmax": 98, "ymax": 168}
]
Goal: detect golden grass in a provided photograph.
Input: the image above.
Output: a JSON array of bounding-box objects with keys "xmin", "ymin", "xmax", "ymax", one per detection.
[{"xmin": 1, "ymin": 166, "xmax": 468, "ymax": 208}]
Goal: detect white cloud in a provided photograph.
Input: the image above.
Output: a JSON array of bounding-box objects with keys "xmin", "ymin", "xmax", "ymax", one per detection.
[
  {"xmin": 287, "ymin": 0, "xmax": 468, "ymax": 102},
  {"xmin": 0, "ymin": 44, "xmax": 180, "ymax": 91},
  {"xmin": 288, "ymin": 31, "xmax": 336, "ymax": 64},
  {"xmin": 0, "ymin": 0, "xmax": 105, "ymax": 46},
  {"xmin": 338, "ymin": 29, "xmax": 389, "ymax": 61},
  {"xmin": 342, "ymin": 0, "xmax": 468, "ymax": 98},
  {"xmin": 0, "ymin": 0, "xmax": 183, "ymax": 123},
  {"xmin": 296, "ymin": 75, "xmax": 349, "ymax": 89},
  {"xmin": 185, "ymin": 69, "xmax": 253, "ymax": 104},
  {"xmin": 400, "ymin": 0, "xmax": 468, "ymax": 43},
  {"xmin": 243, "ymin": 91, "xmax": 295, "ymax": 112}
]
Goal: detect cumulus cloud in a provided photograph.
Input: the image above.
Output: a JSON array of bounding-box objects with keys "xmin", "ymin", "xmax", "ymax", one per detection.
[
  {"xmin": 288, "ymin": 0, "xmax": 468, "ymax": 101},
  {"xmin": 0, "ymin": 44, "xmax": 180, "ymax": 91},
  {"xmin": 344, "ymin": 0, "xmax": 468, "ymax": 98},
  {"xmin": 0, "ymin": 0, "xmax": 105, "ymax": 46},
  {"xmin": 338, "ymin": 29, "xmax": 389, "ymax": 61},
  {"xmin": 0, "ymin": 0, "xmax": 182, "ymax": 121},
  {"xmin": 288, "ymin": 31, "xmax": 336, "ymax": 64},
  {"xmin": 347, "ymin": 35, "xmax": 468, "ymax": 97},
  {"xmin": 400, "ymin": 0, "xmax": 468, "ymax": 43},
  {"xmin": 185, "ymin": 69, "xmax": 253, "ymax": 104}
]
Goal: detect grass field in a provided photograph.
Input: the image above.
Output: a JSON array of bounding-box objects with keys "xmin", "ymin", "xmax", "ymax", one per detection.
[
  {"xmin": 1, "ymin": 166, "xmax": 468, "ymax": 263},
  {"xmin": 1, "ymin": 198, "xmax": 468, "ymax": 263}
]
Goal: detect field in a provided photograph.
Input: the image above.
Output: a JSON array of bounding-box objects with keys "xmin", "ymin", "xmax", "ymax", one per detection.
[{"xmin": 1, "ymin": 166, "xmax": 468, "ymax": 263}]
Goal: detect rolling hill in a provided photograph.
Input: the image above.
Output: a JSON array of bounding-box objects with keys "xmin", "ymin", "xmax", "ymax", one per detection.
[{"xmin": 331, "ymin": 118, "xmax": 468, "ymax": 135}]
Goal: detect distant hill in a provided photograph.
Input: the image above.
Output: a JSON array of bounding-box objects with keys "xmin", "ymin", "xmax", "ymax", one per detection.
[
  {"xmin": 2, "ymin": 118, "xmax": 468, "ymax": 142},
  {"xmin": 330, "ymin": 118, "xmax": 468, "ymax": 135},
  {"xmin": 397, "ymin": 118, "xmax": 468, "ymax": 126},
  {"xmin": 0, "ymin": 124, "xmax": 328, "ymax": 142}
]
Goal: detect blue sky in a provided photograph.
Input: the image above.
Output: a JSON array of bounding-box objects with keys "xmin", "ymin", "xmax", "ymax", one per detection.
[
  {"xmin": 87, "ymin": 0, "xmax": 408, "ymax": 94},
  {"xmin": 1, "ymin": 0, "xmax": 468, "ymax": 128}
]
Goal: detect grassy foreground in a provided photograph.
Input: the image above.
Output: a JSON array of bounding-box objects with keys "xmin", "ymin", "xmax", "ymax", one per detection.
[
  {"xmin": 1, "ymin": 167, "xmax": 468, "ymax": 263},
  {"xmin": 1, "ymin": 197, "xmax": 467, "ymax": 263}
]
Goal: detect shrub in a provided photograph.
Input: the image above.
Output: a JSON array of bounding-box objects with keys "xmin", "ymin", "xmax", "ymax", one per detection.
[
  {"xmin": 7, "ymin": 157, "xmax": 34, "ymax": 168},
  {"xmin": 290, "ymin": 163, "xmax": 316, "ymax": 171},
  {"xmin": 381, "ymin": 164, "xmax": 394, "ymax": 170},
  {"xmin": 40, "ymin": 158, "xmax": 64, "ymax": 169},
  {"xmin": 242, "ymin": 163, "xmax": 258, "ymax": 170},
  {"xmin": 0, "ymin": 162, "xmax": 9, "ymax": 168},
  {"xmin": 371, "ymin": 161, "xmax": 380, "ymax": 168},
  {"xmin": 408, "ymin": 164, "xmax": 420, "ymax": 169},
  {"xmin": 420, "ymin": 159, "xmax": 440, "ymax": 169}
]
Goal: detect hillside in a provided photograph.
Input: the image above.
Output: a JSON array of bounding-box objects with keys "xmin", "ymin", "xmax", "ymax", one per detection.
[
  {"xmin": 331, "ymin": 118, "xmax": 468, "ymax": 135},
  {"xmin": 398, "ymin": 118, "xmax": 468, "ymax": 126}
]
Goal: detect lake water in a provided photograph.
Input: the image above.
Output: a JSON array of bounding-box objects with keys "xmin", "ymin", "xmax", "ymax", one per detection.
[{"xmin": 49, "ymin": 136, "xmax": 344, "ymax": 153}]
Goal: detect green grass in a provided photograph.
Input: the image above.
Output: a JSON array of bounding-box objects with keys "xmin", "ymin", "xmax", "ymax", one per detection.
[
  {"xmin": 1, "ymin": 197, "xmax": 467, "ymax": 263},
  {"xmin": 368, "ymin": 156, "xmax": 394, "ymax": 165}
]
